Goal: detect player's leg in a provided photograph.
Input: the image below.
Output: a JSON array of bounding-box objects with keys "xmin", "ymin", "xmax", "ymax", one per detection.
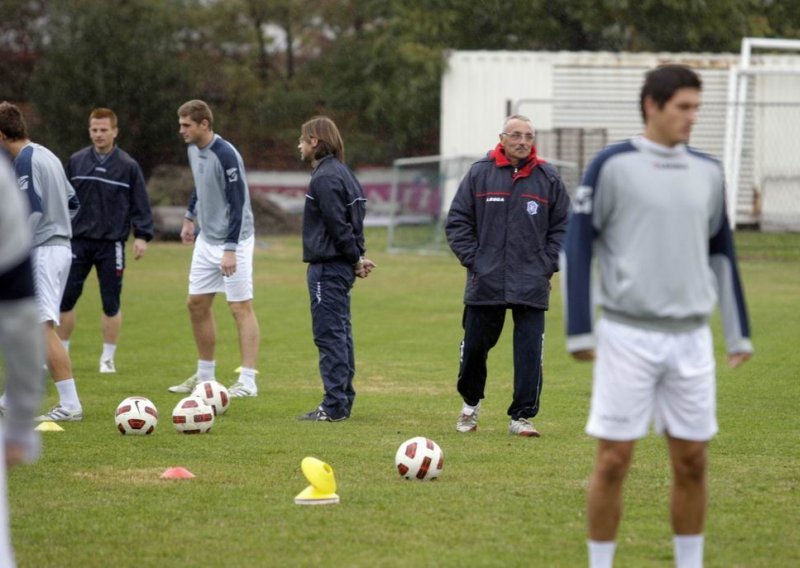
[
  {"xmin": 656, "ymin": 325, "xmax": 716, "ymax": 568},
  {"xmin": 0, "ymin": 422, "xmax": 14, "ymax": 567},
  {"xmin": 169, "ymin": 235, "xmax": 224, "ymax": 393},
  {"xmin": 585, "ymin": 318, "xmax": 663, "ymax": 567},
  {"xmin": 507, "ymin": 305, "xmax": 544, "ymax": 436},
  {"xmin": 668, "ymin": 437, "xmax": 708, "ymax": 531},
  {"xmin": 300, "ymin": 261, "xmax": 354, "ymax": 420},
  {"xmin": 455, "ymin": 305, "xmax": 506, "ymax": 431},
  {"xmin": 188, "ymin": 292, "xmax": 216, "ymax": 362},
  {"xmin": 34, "ymin": 246, "xmax": 82, "ymax": 421},
  {"xmin": 587, "ymin": 439, "xmax": 634, "ymax": 568},
  {"xmin": 588, "ymin": 439, "xmax": 635, "ymax": 540},
  {"xmin": 344, "ymin": 292, "xmax": 356, "ymax": 416},
  {"xmin": 227, "ymin": 299, "xmax": 260, "ymax": 396},
  {"xmin": 96, "ymin": 241, "xmax": 124, "ymax": 373},
  {"xmin": 57, "ymin": 238, "xmax": 93, "ymax": 348},
  {"xmin": 458, "ymin": 305, "xmax": 506, "ymax": 403},
  {"xmin": 224, "ymin": 235, "xmax": 259, "ymax": 397}
]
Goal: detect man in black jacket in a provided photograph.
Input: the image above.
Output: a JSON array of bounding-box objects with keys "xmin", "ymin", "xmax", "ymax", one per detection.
[
  {"xmin": 446, "ymin": 115, "xmax": 570, "ymax": 437},
  {"xmin": 58, "ymin": 108, "xmax": 154, "ymax": 374},
  {"xmin": 297, "ymin": 116, "xmax": 375, "ymax": 422}
]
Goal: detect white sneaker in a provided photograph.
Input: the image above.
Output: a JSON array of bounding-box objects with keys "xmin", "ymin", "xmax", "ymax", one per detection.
[
  {"xmin": 456, "ymin": 403, "xmax": 480, "ymax": 433},
  {"xmin": 35, "ymin": 404, "xmax": 83, "ymax": 422},
  {"xmin": 508, "ymin": 417, "xmax": 540, "ymax": 437},
  {"xmin": 99, "ymin": 359, "xmax": 116, "ymax": 374},
  {"xmin": 168, "ymin": 373, "xmax": 204, "ymax": 393},
  {"xmin": 228, "ymin": 381, "xmax": 257, "ymax": 398}
]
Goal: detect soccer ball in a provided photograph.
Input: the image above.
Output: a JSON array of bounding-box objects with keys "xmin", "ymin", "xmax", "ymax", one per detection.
[
  {"xmin": 395, "ymin": 436, "xmax": 444, "ymax": 481},
  {"xmin": 115, "ymin": 396, "xmax": 158, "ymax": 435},
  {"xmin": 172, "ymin": 396, "xmax": 215, "ymax": 434},
  {"xmin": 191, "ymin": 380, "xmax": 230, "ymax": 416}
]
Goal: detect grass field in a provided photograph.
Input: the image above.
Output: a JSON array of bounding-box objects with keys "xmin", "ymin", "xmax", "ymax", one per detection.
[{"xmin": 9, "ymin": 229, "xmax": 800, "ymax": 567}]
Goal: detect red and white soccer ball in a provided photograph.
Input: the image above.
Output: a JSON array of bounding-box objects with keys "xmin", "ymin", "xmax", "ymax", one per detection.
[
  {"xmin": 172, "ymin": 396, "xmax": 215, "ymax": 434},
  {"xmin": 115, "ymin": 396, "xmax": 158, "ymax": 435},
  {"xmin": 191, "ymin": 380, "xmax": 230, "ymax": 416},
  {"xmin": 395, "ymin": 436, "xmax": 444, "ymax": 481}
]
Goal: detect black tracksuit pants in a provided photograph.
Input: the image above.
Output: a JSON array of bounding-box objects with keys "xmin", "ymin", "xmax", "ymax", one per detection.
[
  {"xmin": 307, "ymin": 260, "xmax": 356, "ymax": 419},
  {"xmin": 457, "ymin": 304, "xmax": 545, "ymax": 420}
]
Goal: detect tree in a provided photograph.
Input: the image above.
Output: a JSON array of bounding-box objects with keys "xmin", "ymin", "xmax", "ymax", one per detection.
[
  {"xmin": 29, "ymin": 0, "xmax": 191, "ymax": 175},
  {"xmin": 0, "ymin": 0, "xmax": 47, "ymax": 101}
]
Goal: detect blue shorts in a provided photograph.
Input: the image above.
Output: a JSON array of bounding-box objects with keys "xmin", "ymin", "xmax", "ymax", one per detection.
[{"xmin": 60, "ymin": 238, "xmax": 125, "ymax": 316}]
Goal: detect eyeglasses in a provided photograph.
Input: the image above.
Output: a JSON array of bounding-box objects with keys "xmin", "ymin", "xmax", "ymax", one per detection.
[{"xmin": 501, "ymin": 132, "xmax": 535, "ymax": 142}]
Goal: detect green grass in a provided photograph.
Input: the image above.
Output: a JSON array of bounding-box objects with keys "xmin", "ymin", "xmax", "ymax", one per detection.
[{"xmin": 9, "ymin": 230, "xmax": 800, "ymax": 567}]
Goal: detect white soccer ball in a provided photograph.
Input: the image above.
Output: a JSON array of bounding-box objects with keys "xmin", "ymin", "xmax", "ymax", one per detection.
[
  {"xmin": 115, "ymin": 396, "xmax": 158, "ymax": 435},
  {"xmin": 191, "ymin": 380, "xmax": 230, "ymax": 416},
  {"xmin": 395, "ymin": 436, "xmax": 444, "ymax": 481},
  {"xmin": 172, "ymin": 396, "xmax": 215, "ymax": 434}
]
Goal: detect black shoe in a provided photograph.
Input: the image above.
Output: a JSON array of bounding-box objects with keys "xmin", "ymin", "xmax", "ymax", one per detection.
[{"xmin": 297, "ymin": 406, "xmax": 347, "ymax": 422}]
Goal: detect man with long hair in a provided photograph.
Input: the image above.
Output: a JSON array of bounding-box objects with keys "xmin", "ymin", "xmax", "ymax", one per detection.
[{"xmin": 297, "ymin": 116, "xmax": 375, "ymax": 421}]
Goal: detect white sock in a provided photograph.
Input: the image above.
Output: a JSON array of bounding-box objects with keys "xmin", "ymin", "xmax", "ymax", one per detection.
[
  {"xmin": 197, "ymin": 360, "xmax": 216, "ymax": 380},
  {"xmin": 0, "ymin": 394, "xmax": 6, "ymax": 408},
  {"xmin": 55, "ymin": 379, "xmax": 81, "ymax": 411},
  {"xmin": 461, "ymin": 402, "xmax": 479, "ymax": 415},
  {"xmin": 588, "ymin": 540, "xmax": 616, "ymax": 568},
  {"xmin": 237, "ymin": 367, "xmax": 257, "ymax": 388},
  {"xmin": 61, "ymin": 339, "xmax": 70, "ymax": 352},
  {"xmin": 101, "ymin": 343, "xmax": 116, "ymax": 361},
  {"xmin": 674, "ymin": 534, "xmax": 703, "ymax": 568}
]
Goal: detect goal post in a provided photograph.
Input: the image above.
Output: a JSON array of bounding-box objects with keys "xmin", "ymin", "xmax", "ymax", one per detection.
[
  {"xmin": 385, "ymin": 153, "xmax": 581, "ymax": 254},
  {"xmin": 724, "ymin": 37, "xmax": 800, "ymax": 229}
]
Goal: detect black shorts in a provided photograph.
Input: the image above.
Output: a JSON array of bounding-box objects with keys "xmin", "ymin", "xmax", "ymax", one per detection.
[{"xmin": 60, "ymin": 239, "xmax": 125, "ymax": 316}]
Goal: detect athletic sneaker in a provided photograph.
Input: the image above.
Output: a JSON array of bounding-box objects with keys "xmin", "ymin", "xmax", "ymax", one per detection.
[
  {"xmin": 508, "ymin": 417, "xmax": 540, "ymax": 437},
  {"xmin": 228, "ymin": 381, "xmax": 257, "ymax": 398},
  {"xmin": 297, "ymin": 406, "xmax": 346, "ymax": 422},
  {"xmin": 99, "ymin": 359, "xmax": 116, "ymax": 374},
  {"xmin": 167, "ymin": 373, "xmax": 203, "ymax": 394},
  {"xmin": 34, "ymin": 404, "xmax": 83, "ymax": 422},
  {"xmin": 456, "ymin": 403, "xmax": 480, "ymax": 432}
]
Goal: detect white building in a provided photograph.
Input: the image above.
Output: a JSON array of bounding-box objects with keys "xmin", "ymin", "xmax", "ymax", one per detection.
[{"xmin": 439, "ymin": 48, "xmax": 800, "ymax": 229}]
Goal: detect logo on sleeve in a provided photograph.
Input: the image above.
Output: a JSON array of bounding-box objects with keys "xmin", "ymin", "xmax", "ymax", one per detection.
[
  {"xmin": 573, "ymin": 185, "xmax": 593, "ymax": 214},
  {"xmin": 526, "ymin": 201, "xmax": 539, "ymax": 215},
  {"xmin": 226, "ymin": 168, "xmax": 239, "ymax": 183},
  {"xmin": 17, "ymin": 175, "xmax": 29, "ymax": 192}
]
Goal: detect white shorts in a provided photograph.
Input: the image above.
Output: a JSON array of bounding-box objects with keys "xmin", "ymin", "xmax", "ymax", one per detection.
[
  {"xmin": 586, "ymin": 318, "xmax": 717, "ymax": 442},
  {"xmin": 189, "ymin": 234, "xmax": 254, "ymax": 302},
  {"xmin": 32, "ymin": 245, "xmax": 71, "ymax": 324}
]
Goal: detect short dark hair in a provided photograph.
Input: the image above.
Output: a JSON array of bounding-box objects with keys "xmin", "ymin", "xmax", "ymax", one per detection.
[
  {"xmin": 301, "ymin": 116, "xmax": 345, "ymax": 162},
  {"xmin": 0, "ymin": 101, "xmax": 29, "ymax": 141},
  {"xmin": 640, "ymin": 65, "xmax": 702, "ymax": 122},
  {"xmin": 178, "ymin": 99, "xmax": 214, "ymax": 129}
]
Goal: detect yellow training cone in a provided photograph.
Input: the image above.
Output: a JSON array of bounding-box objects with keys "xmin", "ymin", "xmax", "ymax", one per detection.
[
  {"xmin": 294, "ymin": 457, "xmax": 340, "ymax": 505},
  {"xmin": 35, "ymin": 421, "xmax": 64, "ymax": 432}
]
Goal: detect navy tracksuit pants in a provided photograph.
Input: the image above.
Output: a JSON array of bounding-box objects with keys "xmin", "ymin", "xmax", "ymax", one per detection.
[
  {"xmin": 307, "ymin": 261, "xmax": 356, "ymax": 419},
  {"xmin": 457, "ymin": 304, "xmax": 545, "ymax": 420}
]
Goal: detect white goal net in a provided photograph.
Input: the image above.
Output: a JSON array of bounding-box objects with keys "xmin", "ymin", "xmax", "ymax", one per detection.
[{"xmin": 386, "ymin": 151, "xmax": 581, "ymax": 253}]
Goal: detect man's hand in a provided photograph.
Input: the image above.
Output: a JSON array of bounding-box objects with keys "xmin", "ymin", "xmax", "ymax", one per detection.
[
  {"xmin": 5, "ymin": 443, "xmax": 25, "ymax": 468},
  {"xmin": 727, "ymin": 352, "xmax": 752, "ymax": 368},
  {"xmin": 180, "ymin": 218, "xmax": 196, "ymax": 245},
  {"xmin": 133, "ymin": 238, "xmax": 148, "ymax": 260},
  {"xmin": 355, "ymin": 258, "xmax": 376, "ymax": 278},
  {"xmin": 221, "ymin": 250, "xmax": 237, "ymax": 277},
  {"xmin": 571, "ymin": 349, "xmax": 596, "ymax": 362}
]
